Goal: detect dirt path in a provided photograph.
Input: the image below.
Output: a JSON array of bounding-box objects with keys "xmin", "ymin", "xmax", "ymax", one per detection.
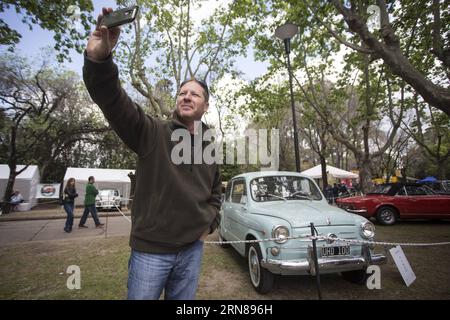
[{"xmin": 0, "ymin": 216, "xmax": 131, "ymax": 246}]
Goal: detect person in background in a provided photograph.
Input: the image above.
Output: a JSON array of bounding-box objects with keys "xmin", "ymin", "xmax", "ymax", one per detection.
[
  {"xmin": 9, "ymin": 190, "xmax": 24, "ymax": 211},
  {"xmin": 332, "ymin": 183, "xmax": 339, "ymax": 203},
  {"xmin": 79, "ymin": 176, "xmax": 104, "ymax": 228},
  {"xmin": 63, "ymin": 178, "xmax": 78, "ymax": 233}
]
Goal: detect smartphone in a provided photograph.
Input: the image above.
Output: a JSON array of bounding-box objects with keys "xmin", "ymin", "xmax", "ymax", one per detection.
[{"xmin": 101, "ymin": 5, "xmax": 139, "ymax": 28}]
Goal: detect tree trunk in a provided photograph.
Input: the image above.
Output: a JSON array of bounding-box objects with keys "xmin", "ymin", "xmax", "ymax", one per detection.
[
  {"xmin": 330, "ymin": 0, "xmax": 450, "ymax": 116},
  {"xmin": 320, "ymin": 156, "xmax": 328, "ymax": 189},
  {"xmin": 357, "ymin": 157, "xmax": 373, "ymax": 194},
  {"xmin": 437, "ymin": 160, "xmax": 447, "ymax": 179},
  {"xmin": 2, "ymin": 164, "xmax": 17, "ymax": 214}
]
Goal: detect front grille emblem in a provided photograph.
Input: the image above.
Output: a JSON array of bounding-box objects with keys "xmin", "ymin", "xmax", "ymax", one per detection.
[{"xmin": 327, "ymin": 233, "xmax": 337, "ymax": 244}]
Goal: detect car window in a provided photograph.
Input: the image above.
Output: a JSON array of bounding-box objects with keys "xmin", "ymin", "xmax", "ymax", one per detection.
[
  {"xmin": 421, "ymin": 185, "xmax": 437, "ymax": 195},
  {"xmin": 443, "ymin": 181, "xmax": 450, "ymax": 192},
  {"xmin": 404, "ymin": 185, "xmax": 427, "ymax": 195},
  {"xmin": 397, "ymin": 186, "xmax": 406, "ymax": 196},
  {"xmin": 369, "ymin": 184, "xmax": 393, "ymax": 194},
  {"xmin": 99, "ymin": 190, "xmax": 113, "ymax": 196},
  {"xmin": 250, "ymin": 176, "xmax": 322, "ymax": 202},
  {"xmin": 231, "ymin": 180, "xmax": 246, "ymax": 204},
  {"xmin": 225, "ymin": 182, "xmax": 232, "ymax": 202}
]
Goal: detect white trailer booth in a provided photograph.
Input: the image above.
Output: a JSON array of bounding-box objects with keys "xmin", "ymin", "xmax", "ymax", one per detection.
[
  {"xmin": 63, "ymin": 167, "xmax": 135, "ymax": 207},
  {"xmin": 0, "ymin": 164, "xmax": 40, "ymax": 211}
]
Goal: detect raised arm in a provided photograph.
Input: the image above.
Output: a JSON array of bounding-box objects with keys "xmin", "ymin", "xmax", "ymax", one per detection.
[{"xmin": 83, "ymin": 7, "xmax": 158, "ymax": 156}]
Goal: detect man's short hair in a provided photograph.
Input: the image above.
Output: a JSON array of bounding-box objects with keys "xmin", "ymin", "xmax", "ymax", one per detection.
[
  {"xmin": 180, "ymin": 78, "xmax": 210, "ymax": 102},
  {"xmin": 88, "ymin": 176, "xmax": 95, "ymax": 182}
]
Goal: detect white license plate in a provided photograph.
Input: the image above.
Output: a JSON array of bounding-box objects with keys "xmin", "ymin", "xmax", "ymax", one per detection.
[{"xmin": 321, "ymin": 246, "xmax": 351, "ymax": 256}]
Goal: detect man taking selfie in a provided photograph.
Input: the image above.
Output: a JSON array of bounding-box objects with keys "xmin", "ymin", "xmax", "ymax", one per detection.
[{"xmin": 83, "ymin": 7, "xmax": 222, "ymax": 300}]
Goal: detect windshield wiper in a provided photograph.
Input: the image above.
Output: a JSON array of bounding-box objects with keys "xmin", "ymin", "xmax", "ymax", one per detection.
[
  {"xmin": 256, "ymin": 192, "xmax": 287, "ymax": 202},
  {"xmin": 289, "ymin": 191, "xmax": 312, "ymax": 200}
]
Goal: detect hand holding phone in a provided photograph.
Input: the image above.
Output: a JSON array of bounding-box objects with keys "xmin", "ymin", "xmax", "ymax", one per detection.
[
  {"xmin": 101, "ymin": 5, "xmax": 139, "ymax": 28},
  {"xmin": 86, "ymin": 7, "xmax": 123, "ymax": 61}
]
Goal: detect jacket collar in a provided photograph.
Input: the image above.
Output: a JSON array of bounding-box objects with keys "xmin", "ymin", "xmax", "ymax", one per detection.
[{"xmin": 169, "ymin": 109, "xmax": 210, "ymax": 133}]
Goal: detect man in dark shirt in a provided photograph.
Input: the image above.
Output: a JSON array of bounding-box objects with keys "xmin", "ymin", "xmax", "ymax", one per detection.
[{"xmin": 83, "ymin": 7, "xmax": 221, "ymax": 300}]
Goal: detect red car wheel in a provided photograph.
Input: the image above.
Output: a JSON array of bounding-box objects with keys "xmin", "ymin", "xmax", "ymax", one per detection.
[{"xmin": 376, "ymin": 207, "xmax": 397, "ymax": 225}]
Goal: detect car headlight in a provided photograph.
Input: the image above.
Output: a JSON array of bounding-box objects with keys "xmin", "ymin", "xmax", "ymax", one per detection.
[
  {"xmin": 360, "ymin": 221, "xmax": 375, "ymax": 239},
  {"xmin": 272, "ymin": 225, "xmax": 290, "ymax": 244}
]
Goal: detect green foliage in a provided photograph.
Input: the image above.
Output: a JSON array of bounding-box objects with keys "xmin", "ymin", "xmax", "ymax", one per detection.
[
  {"xmin": 95, "ymin": 130, "xmax": 138, "ymax": 170},
  {"xmin": 0, "ymin": 0, "xmax": 95, "ymax": 62},
  {"xmin": 0, "ymin": 52, "xmax": 114, "ymax": 184},
  {"xmin": 114, "ymin": 0, "xmax": 258, "ymax": 116}
]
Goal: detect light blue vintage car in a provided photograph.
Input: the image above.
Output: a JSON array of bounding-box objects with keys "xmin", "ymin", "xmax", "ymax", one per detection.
[{"xmin": 219, "ymin": 171, "xmax": 386, "ymax": 293}]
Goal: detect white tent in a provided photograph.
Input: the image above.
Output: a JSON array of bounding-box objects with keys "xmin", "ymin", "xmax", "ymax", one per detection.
[
  {"xmin": 0, "ymin": 164, "xmax": 40, "ymax": 210},
  {"xmin": 301, "ymin": 164, "xmax": 359, "ymax": 179},
  {"xmin": 63, "ymin": 167, "xmax": 135, "ymax": 206}
]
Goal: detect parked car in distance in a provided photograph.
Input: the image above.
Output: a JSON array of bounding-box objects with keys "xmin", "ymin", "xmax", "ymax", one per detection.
[
  {"xmin": 95, "ymin": 189, "xmax": 122, "ymax": 211},
  {"xmin": 219, "ymin": 171, "xmax": 386, "ymax": 293},
  {"xmin": 336, "ymin": 183, "xmax": 450, "ymax": 225}
]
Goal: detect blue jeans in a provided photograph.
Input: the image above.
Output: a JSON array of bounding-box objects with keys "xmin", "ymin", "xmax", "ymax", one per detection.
[
  {"xmin": 127, "ymin": 240, "xmax": 204, "ymax": 300},
  {"xmin": 63, "ymin": 202, "xmax": 74, "ymax": 230},
  {"xmin": 79, "ymin": 204, "xmax": 101, "ymax": 226}
]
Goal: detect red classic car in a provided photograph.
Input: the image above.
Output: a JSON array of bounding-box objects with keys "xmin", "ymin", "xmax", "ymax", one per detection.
[{"xmin": 336, "ymin": 183, "xmax": 450, "ymax": 225}]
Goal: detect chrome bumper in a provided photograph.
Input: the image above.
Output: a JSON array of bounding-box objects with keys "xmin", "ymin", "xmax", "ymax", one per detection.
[
  {"xmin": 261, "ymin": 251, "xmax": 386, "ymax": 276},
  {"xmin": 346, "ymin": 209, "xmax": 368, "ymax": 214}
]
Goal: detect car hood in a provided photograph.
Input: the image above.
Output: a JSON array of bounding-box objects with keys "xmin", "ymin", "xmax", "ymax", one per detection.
[
  {"xmin": 337, "ymin": 195, "xmax": 387, "ymax": 203},
  {"xmin": 251, "ymin": 201, "xmax": 357, "ymax": 228}
]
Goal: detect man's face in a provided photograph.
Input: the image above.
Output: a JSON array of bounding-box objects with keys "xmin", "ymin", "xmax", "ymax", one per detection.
[{"xmin": 176, "ymin": 81, "xmax": 209, "ymax": 122}]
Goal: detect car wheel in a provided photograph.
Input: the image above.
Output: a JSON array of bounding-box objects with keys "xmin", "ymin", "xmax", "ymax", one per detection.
[
  {"xmin": 247, "ymin": 243, "xmax": 274, "ymax": 294},
  {"xmin": 341, "ymin": 269, "xmax": 368, "ymax": 284},
  {"xmin": 376, "ymin": 207, "xmax": 397, "ymax": 225},
  {"xmin": 218, "ymin": 231, "xmax": 230, "ymax": 248}
]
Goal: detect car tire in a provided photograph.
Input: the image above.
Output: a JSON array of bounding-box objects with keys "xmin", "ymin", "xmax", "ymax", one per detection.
[
  {"xmin": 341, "ymin": 269, "xmax": 368, "ymax": 284},
  {"xmin": 218, "ymin": 231, "xmax": 230, "ymax": 248},
  {"xmin": 247, "ymin": 243, "xmax": 274, "ymax": 294},
  {"xmin": 376, "ymin": 207, "xmax": 397, "ymax": 225}
]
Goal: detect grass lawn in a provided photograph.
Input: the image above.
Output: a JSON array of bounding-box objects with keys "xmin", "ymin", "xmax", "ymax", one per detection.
[{"xmin": 1, "ymin": 220, "xmax": 450, "ymax": 299}]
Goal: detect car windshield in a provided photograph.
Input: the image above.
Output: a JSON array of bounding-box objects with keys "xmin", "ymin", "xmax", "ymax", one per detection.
[
  {"xmin": 368, "ymin": 184, "xmax": 393, "ymax": 194},
  {"xmin": 250, "ymin": 176, "xmax": 322, "ymax": 202},
  {"xmin": 99, "ymin": 190, "xmax": 115, "ymax": 197}
]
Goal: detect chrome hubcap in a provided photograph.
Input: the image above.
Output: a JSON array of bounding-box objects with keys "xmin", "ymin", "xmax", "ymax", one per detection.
[
  {"xmin": 381, "ymin": 210, "xmax": 394, "ymax": 222},
  {"xmin": 249, "ymin": 247, "xmax": 260, "ymax": 286}
]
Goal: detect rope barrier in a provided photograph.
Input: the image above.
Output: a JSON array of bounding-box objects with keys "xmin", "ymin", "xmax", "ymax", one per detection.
[
  {"xmin": 111, "ymin": 202, "xmax": 131, "ymax": 222},
  {"xmin": 203, "ymin": 235, "xmax": 450, "ymax": 247},
  {"xmin": 320, "ymin": 237, "xmax": 450, "ymax": 247},
  {"xmin": 109, "ymin": 199, "xmax": 450, "ymax": 248}
]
